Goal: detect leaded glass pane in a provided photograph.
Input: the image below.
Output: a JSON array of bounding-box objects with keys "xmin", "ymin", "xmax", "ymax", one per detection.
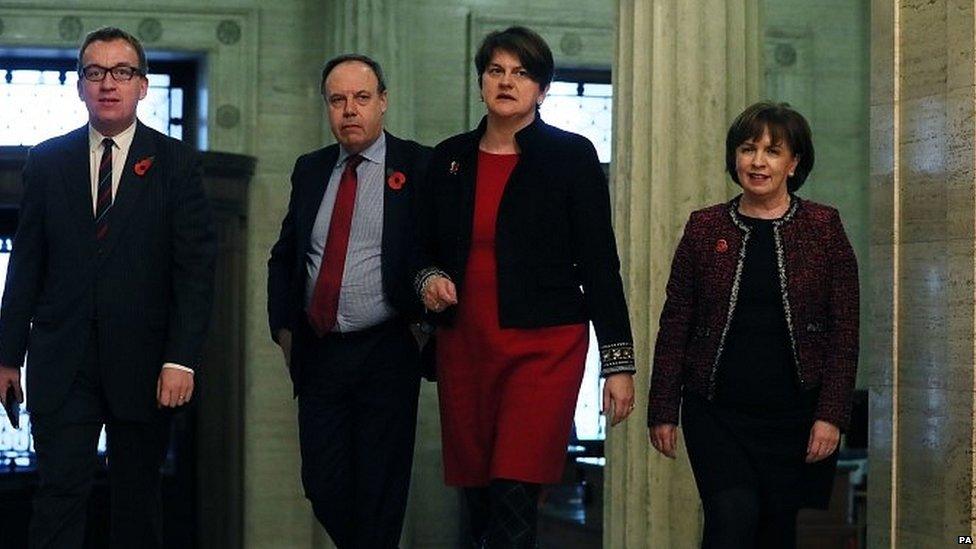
[{"xmin": 541, "ymin": 81, "xmax": 613, "ymax": 163}]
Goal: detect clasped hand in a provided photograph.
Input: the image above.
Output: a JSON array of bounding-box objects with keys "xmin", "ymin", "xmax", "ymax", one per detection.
[{"xmin": 422, "ymin": 276, "xmax": 458, "ymax": 313}]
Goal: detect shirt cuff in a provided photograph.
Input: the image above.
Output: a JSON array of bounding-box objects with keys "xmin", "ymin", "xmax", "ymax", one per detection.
[{"xmin": 162, "ymin": 363, "xmax": 195, "ymax": 375}]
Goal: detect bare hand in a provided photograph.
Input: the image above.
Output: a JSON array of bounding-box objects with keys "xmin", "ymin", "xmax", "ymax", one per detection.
[
  {"xmin": 649, "ymin": 424, "xmax": 678, "ymax": 459},
  {"xmin": 0, "ymin": 366, "xmax": 23, "ymax": 407},
  {"xmin": 422, "ymin": 276, "xmax": 458, "ymax": 313},
  {"xmin": 602, "ymin": 373, "xmax": 635, "ymax": 426},
  {"xmin": 277, "ymin": 328, "xmax": 293, "ymax": 368},
  {"xmin": 806, "ymin": 419, "xmax": 840, "ymax": 463},
  {"xmin": 157, "ymin": 368, "xmax": 194, "ymax": 408}
]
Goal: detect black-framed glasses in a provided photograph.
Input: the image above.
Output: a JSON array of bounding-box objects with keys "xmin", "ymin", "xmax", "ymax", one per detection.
[{"xmin": 80, "ymin": 64, "xmax": 145, "ymax": 82}]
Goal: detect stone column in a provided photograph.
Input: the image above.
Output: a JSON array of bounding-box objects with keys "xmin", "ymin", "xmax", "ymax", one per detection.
[
  {"xmin": 869, "ymin": 0, "xmax": 976, "ymax": 545},
  {"xmin": 606, "ymin": 0, "xmax": 760, "ymax": 546}
]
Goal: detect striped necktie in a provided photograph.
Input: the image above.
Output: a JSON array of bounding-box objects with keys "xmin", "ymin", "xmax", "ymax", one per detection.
[{"xmin": 95, "ymin": 138, "xmax": 114, "ymax": 240}]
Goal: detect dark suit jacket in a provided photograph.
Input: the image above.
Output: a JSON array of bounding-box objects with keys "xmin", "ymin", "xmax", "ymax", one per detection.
[
  {"xmin": 267, "ymin": 131, "xmax": 431, "ymax": 387},
  {"xmin": 412, "ymin": 116, "xmax": 635, "ymax": 376},
  {"xmin": 0, "ymin": 122, "xmax": 217, "ymax": 421},
  {"xmin": 647, "ymin": 196, "xmax": 859, "ymax": 429}
]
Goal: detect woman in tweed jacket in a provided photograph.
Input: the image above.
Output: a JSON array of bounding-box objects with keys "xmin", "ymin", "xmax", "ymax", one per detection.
[{"xmin": 648, "ymin": 102, "xmax": 859, "ymax": 548}]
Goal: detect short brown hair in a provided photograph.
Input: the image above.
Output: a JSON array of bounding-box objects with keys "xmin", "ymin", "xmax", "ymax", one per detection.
[
  {"xmin": 725, "ymin": 101, "xmax": 815, "ymax": 192},
  {"xmin": 474, "ymin": 26, "xmax": 553, "ymax": 90},
  {"xmin": 77, "ymin": 27, "xmax": 148, "ymax": 75}
]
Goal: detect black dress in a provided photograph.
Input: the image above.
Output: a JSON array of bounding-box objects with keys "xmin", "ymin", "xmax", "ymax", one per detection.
[{"xmin": 681, "ymin": 215, "xmax": 837, "ymax": 510}]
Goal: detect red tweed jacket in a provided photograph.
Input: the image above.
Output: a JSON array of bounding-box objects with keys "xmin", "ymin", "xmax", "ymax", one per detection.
[{"xmin": 647, "ymin": 196, "xmax": 859, "ymax": 429}]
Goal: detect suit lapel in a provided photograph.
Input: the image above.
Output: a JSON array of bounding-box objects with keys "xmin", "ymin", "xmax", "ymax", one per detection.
[
  {"xmin": 381, "ymin": 133, "xmax": 408, "ymax": 278},
  {"xmin": 60, "ymin": 126, "xmax": 96, "ymax": 236},
  {"xmin": 298, "ymin": 147, "xmax": 339, "ymax": 257},
  {"xmin": 99, "ymin": 122, "xmax": 155, "ymax": 259}
]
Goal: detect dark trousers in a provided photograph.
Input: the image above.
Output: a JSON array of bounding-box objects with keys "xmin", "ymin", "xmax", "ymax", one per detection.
[
  {"xmin": 295, "ymin": 319, "xmax": 421, "ymax": 549},
  {"xmin": 28, "ymin": 340, "xmax": 172, "ymax": 549}
]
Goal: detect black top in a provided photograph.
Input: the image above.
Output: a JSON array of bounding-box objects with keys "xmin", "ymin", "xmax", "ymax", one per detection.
[
  {"xmin": 413, "ymin": 116, "xmax": 634, "ymax": 375},
  {"xmin": 715, "ymin": 215, "xmax": 812, "ymax": 412}
]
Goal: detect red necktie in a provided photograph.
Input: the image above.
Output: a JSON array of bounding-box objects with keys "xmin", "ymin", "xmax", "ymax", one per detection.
[{"xmin": 307, "ymin": 154, "xmax": 364, "ymax": 336}]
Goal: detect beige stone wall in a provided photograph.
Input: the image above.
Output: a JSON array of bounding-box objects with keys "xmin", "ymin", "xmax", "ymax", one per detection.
[{"xmin": 869, "ymin": 0, "xmax": 976, "ymax": 545}]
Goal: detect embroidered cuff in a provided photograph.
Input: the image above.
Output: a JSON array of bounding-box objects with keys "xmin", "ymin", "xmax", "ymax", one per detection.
[
  {"xmin": 414, "ymin": 267, "xmax": 450, "ymax": 298},
  {"xmin": 599, "ymin": 342, "xmax": 635, "ymax": 376}
]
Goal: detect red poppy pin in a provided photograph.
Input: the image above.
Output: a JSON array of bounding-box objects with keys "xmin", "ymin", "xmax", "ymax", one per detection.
[
  {"xmin": 715, "ymin": 239, "xmax": 728, "ymax": 253},
  {"xmin": 387, "ymin": 170, "xmax": 406, "ymax": 190},
  {"xmin": 133, "ymin": 156, "xmax": 154, "ymax": 177}
]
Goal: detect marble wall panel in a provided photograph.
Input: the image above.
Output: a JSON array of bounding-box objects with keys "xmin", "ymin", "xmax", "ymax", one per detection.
[
  {"xmin": 946, "ymin": 0, "xmax": 976, "ymax": 92},
  {"xmin": 899, "ymin": 93, "xmax": 949, "ymax": 245},
  {"xmin": 868, "ymin": 0, "xmax": 896, "ymax": 540},
  {"xmin": 870, "ymin": 0, "xmax": 976, "ymax": 543},
  {"xmin": 867, "ymin": 383, "xmax": 894, "ymax": 546},
  {"xmin": 898, "ymin": 0, "xmax": 949, "ymax": 103},
  {"xmin": 868, "ymin": 243, "xmax": 895, "ymax": 385},
  {"xmin": 895, "ymin": 386, "xmax": 974, "ymax": 539}
]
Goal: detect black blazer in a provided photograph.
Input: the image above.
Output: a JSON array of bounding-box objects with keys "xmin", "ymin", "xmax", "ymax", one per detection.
[
  {"xmin": 0, "ymin": 122, "xmax": 217, "ymax": 420},
  {"xmin": 267, "ymin": 131, "xmax": 431, "ymax": 345},
  {"xmin": 413, "ymin": 117, "xmax": 635, "ymax": 375}
]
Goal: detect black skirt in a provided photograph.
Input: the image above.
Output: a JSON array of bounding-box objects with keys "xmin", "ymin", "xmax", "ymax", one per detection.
[{"xmin": 681, "ymin": 390, "xmax": 837, "ymax": 510}]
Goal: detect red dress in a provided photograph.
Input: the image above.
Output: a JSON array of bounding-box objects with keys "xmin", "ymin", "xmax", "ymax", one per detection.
[{"xmin": 436, "ymin": 150, "xmax": 589, "ymax": 486}]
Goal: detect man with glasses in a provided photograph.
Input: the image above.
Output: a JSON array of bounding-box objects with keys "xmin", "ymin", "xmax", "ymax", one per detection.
[{"xmin": 0, "ymin": 26, "xmax": 215, "ymax": 548}]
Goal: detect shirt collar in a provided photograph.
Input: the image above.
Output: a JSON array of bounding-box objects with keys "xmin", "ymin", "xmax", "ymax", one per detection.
[
  {"xmin": 88, "ymin": 120, "xmax": 137, "ymax": 153},
  {"xmin": 337, "ymin": 131, "xmax": 386, "ymax": 169}
]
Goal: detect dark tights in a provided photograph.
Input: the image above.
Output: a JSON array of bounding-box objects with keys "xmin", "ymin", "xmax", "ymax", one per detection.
[
  {"xmin": 464, "ymin": 479, "xmax": 541, "ymax": 549},
  {"xmin": 701, "ymin": 488, "xmax": 797, "ymax": 549}
]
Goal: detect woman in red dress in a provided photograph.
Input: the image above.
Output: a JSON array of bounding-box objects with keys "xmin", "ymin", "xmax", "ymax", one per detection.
[{"xmin": 413, "ymin": 26, "xmax": 636, "ymax": 548}]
